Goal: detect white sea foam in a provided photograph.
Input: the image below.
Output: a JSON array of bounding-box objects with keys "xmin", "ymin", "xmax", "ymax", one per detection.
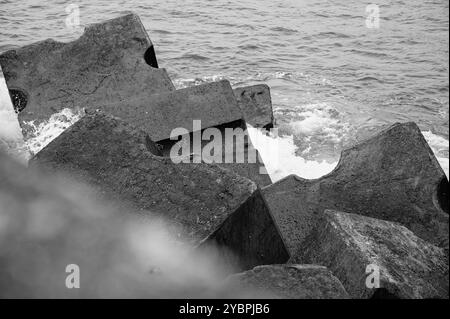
[
  {"xmin": 422, "ymin": 130, "xmax": 449, "ymax": 178},
  {"xmin": 247, "ymin": 126, "xmax": 338, "ymax": 182},
  {"xmin": 0, "ymin": 75, "xmax": 84, "ymax": 161},
  {"xmin": 24, "ymin": 108, "xmax": 84, "ymax": 156}
]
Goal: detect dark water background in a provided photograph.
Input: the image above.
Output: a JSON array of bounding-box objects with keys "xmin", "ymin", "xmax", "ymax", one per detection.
[{"xmin": 0, "ymin": 0, "xmax": 448, "ymax": 172}]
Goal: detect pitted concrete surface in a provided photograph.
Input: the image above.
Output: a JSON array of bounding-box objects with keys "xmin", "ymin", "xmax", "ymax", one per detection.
[
  {"xmin": 295, "ymin": 210, "xmax": 449, "ymax": 299},
  {"xmin": 0, "ymin": 13, "xmax": 175, "ymax": 139}
]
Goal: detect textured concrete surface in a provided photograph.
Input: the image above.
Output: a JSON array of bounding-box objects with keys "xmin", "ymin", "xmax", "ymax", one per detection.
[
  {"xmin": 99, "ymin": 80, "xmax": 242, "ymax": 142},
  {"xmin": 262, "ymin": 122, "xmax": 449, "ymax": 256},
  {"xmin": 233, "ymin": 84, "xmax": 274, "ymax": 129},
  {"xmin": 29, "ymin": 112, "xmax": 285, "ymax": 269},
  {"xmin": 0, "ymin": 13, "xmax": 174, "ymax": 139},
  {"xmin": 223, "ymin": 264, "xmax": 349, "ymax": 299},
  {"xmin": 295, "ymin": 210, "xmax": 449, "ymax": 299}
]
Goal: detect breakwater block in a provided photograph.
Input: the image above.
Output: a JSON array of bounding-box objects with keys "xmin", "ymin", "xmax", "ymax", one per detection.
[
  {"xmin": 222, "ymin": 264, "xmax": 349, "ymax": 299},
  {"xmin": 233, "ymin": 84, "xmax": 274, "ymax": 129},
  {"xmin": 0, "ymin": 13, "xmax": 175, "ymax": 140},
  {"xmin": 294, "ymin": 210, "xmax": 449, "ymax": 299},
  {"xmin": 262, "ymin": 122, "xmax": 449, "ymax": 257},
  {"xmin": 99, "ymin": 79, "xmax": 271, "ymax": 186},
  {"xmin": 99, "ymin": 80, "xmax": 241, "ymax": 142},
  {"xmin": 29, "ymin": 111, "xmax": 287, "ymax": 269}
]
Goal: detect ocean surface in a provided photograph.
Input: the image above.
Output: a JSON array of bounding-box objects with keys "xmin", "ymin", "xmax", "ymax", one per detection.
[{"xmin": 0, "ymin": 0, "xmax": 448, "ymax": 180}]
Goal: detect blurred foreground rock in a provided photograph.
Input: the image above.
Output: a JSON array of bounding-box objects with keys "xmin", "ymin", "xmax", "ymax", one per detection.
[
  {"xmin": 223, "ymin": 264, "xmax": 349, "ymax": 299},
  {"xmin": 0, "ymin": 13, "xmax": 175, "ymax": 139},
  {"xmin": 262, "ymin": 122, "xmax": 449, "ymax": 257},
  {"xmin": 30, "ymin": 112, "xmax": 287, "ymax": 270},
  {"xmin": 294, "ymin": 210, "xmax": 449, "ymax": 299},
  {"xmin": 0, "ymin": 150, "xmax": 287, "ymax": 298}
]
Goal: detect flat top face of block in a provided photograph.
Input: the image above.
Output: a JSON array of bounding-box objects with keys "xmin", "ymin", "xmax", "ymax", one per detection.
[
  {"xmin": 233, "ymin": 84, "xmax": 274, "ymax": 128},
  {"xmin": 262, "ymin": 122, "xmax": 449, "ymax": 252},
  {"xmin": 0, "ymin": 13, "xmax": 175, "ymax": 139},
  {"xmin": 30, "ymin": 112, "xmax": 257, "ymax": 243},
  {"xmin": 100, "ymin": 80, "xmax": 243, "ymax": 142}
]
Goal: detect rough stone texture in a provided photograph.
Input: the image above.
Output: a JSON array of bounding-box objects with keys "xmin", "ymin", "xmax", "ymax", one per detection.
[
  {"xmin": 29, "ymin": 112, "xmax": 254, "ymax": 242},
  {"xmin": 1, "ymin": 150, "xmax": 277, "ymax": 298},
  {"xmin": 233, "ymin": 84, "xmax": 274, "ymax": 129},
  {"xmin": 29, "ymin": 112, "xmax": 286, "ymax": 269},
  {"xmin": 294, "ymin": 210, "xmax": 449, "ymax": 299},
  {"xmin": 262, "ymin": 122, "xmax": 449, "ymax": 256},
  {"xmin": 0, "ymin": 13, "xmax": 175, "ymax": 140},
  {"xmin": 99, "ymin": 80, "xmax": 242, "ymax": 142},
  {"xmin": 223, "ymin": 264, "xmax": 349, "ymax": 299}
]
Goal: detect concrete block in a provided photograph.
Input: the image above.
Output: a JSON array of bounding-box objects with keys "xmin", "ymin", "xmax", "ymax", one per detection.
[
  {"xmin": 262, "ymin": 122, "xmax": 449, "ymax": 256},
  {"xmin": 0, "ymin": 13, "xmax": 175, "ymax": 140},
  {"xmin": 223, "ymin": 264, "xmax": 349, "ymax": 299},
  {"xmin": 99, "ymin": 80, "xmax": 242, "ymax": 142},
  {"xmin": 295, "ymin": 210, "xmax": 449, "ymax": 299},
  {"xmin": 233, "ymin": 84, "xmax": 274, "ymax": 129},
  {"xmin": 98, "ymin": 80, "xmax": 271, "ymax": 186},
  {"xmin": 29, "ymin": 112, "xmax": 286, "ymax": 268}
]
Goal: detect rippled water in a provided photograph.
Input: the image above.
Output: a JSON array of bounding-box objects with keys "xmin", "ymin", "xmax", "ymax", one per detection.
[{"xmin": 0, "ymin": 0, "xmax": 448, "ymax": 177}]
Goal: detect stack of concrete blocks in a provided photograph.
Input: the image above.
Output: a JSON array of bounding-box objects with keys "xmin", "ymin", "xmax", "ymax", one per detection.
[{"xmin": 0, "ymin": 13, "xmax": 448, "ymax": 298}]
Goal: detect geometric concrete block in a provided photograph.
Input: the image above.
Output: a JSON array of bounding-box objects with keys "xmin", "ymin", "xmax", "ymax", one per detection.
[
  {"xmin": 29, "ymin": 111, "xmax": 258, "ymax": 244},
  {"xmin": 233, "ymin": 84, "xmax": 274, "ymax": 129},
  {"xmin": 29, "ymin": 111, "xmax": 282, "ymax": 271},
  {"xmin": 262, "ymin": 122, "xmax": 449, "ymax": 256},
  {"xmin": 0, "ymin": 13, "xmax": 175, "ymax": 140},
  {"xmin": 294, "ymin": 210, "xmax": 449, "ymax": 299},
  {"xmin": 223, "ymin": 264, "xmax": 350, "ymax": 299},
  {"xmin": 99, "ymin": 80, "xmax": 242, "ymax": 143}
]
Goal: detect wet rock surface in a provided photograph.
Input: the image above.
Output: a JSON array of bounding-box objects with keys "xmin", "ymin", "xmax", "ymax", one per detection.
[
  {"xmin": 262, "ymin": 122, "xmax": 449, "ymax": 256},
  {"xmin": 294, "ymin": 210, "xmax": 449, "ymax": 299},
  {"xmin": 0, "ymin": 13, "xmax": 175, "ymax": 139},
  {"xmin": 223, "ymin": 264, "xmax": 349, "ymax": 299}
]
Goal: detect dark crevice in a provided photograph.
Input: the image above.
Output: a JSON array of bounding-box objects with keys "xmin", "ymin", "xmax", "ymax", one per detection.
[
  {"xmin": 370, "ymin": 288, "xmax": 399, "ymax": 299},
  {"xmin": 8, "ymin": 89, "xmax": 28, "ymax": 113},
  {"xmin": 437, "ymin": 176, "xmax": 449, "ymax": 214},
  {"xmin": 144, "ymin": 45, "xmax": 159, "ymax": 68}
]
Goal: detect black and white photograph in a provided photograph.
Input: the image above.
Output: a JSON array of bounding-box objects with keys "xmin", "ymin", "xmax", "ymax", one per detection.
[{"xmin": 0, "ymin": 0, "xmax": 448, "ymax": 306}]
